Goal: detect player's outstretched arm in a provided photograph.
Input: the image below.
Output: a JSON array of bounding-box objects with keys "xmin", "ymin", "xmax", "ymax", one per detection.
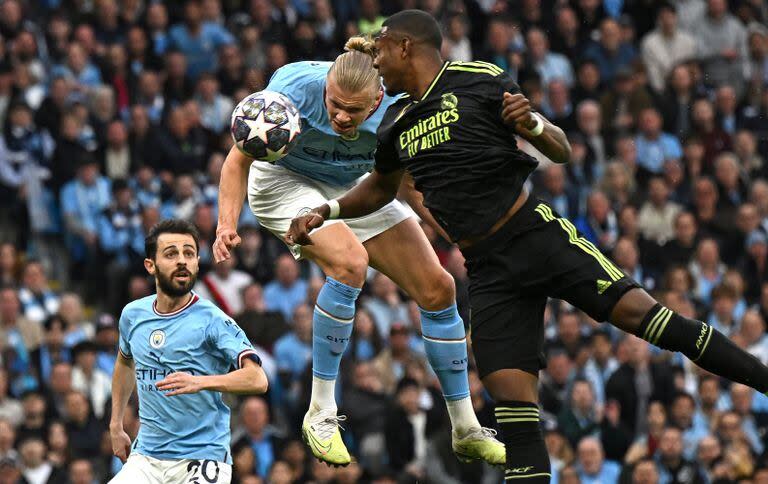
[
  {"xmin": 285, "ymin": 168, "xmax": 404, "ymax": 245},
  {"xmin": 213, "ymin": 145, "xmax": 253, "ymax": 263},
  {"xmin": 156, "ymin": 359, "xmax": 267, "ymax": 396},
  {"xmin": 502, "ymin": 92, "xmax": 572, "ymax": 164},
  {"xmin": 110, "ymin": 352, "xmax": 136, "ymax": 463}
]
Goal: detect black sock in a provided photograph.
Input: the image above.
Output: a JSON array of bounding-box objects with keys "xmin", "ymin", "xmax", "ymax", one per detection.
[
  {"xmin": 495, "ymin": 401, "xmax": 551, "ymax": 483},
  {"xmin": 636, "ymin": 303, "xmax": 768, "ymax": 393}
]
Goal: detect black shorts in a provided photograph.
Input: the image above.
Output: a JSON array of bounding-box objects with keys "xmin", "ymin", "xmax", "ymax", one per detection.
[{"xmin": 461, "ymin": 196, "xmax": 640, "ymax": 378}]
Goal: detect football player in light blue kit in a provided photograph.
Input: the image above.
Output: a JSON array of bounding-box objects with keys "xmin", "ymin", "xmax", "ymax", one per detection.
[
  {"xmin": 109, "ymin": 219, "xmax": 268, "ymax": 484},
  {"xmin": 213, "ymin": 37, "xmax": 504, "ymax": 466}
]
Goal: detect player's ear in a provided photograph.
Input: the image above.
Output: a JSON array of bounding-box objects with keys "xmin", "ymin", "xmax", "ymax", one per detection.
[{"xmin": 144, "ymin": 258, "xmax": 156, "ymax": 275}]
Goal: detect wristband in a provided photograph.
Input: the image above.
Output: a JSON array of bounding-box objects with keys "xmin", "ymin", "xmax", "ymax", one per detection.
[
  {"xmin": 529, "ymin": 113, "xmax": 544, "ymax": 137},
  {"xmin": 327, "ymin": 199, "xmax": 341, "ymax": 219}
]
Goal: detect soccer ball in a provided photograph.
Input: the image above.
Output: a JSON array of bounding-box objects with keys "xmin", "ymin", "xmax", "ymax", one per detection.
[{"xmin": 231, "ymin": 90, "xmax": 301, "ymax": 162}]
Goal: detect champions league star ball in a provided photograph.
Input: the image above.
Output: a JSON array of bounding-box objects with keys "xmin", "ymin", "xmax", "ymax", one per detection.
[{"xmin": 231, "ymin": 90, "xmax": 301, "ymax": 162}]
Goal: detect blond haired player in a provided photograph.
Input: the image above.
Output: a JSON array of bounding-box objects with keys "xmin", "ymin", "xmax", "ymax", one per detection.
[{"xmin": 213, "ymin": 38, "xmax": 504, "ymax": 467}]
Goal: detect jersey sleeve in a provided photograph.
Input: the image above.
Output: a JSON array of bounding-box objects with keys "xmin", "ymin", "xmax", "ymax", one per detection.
[
  {"xmin": 206, "ymin": 316, "xmax": 261, "ymax": 370},
  {"xmin": 373, "ymin": 133, "xmax": 403, "ymax": 174},
  {"xmin": 118, "ymin": 309, "xmax": 132, "ymax": 359}
]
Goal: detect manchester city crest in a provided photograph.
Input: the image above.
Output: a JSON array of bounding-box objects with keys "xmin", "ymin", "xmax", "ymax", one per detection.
[{"xmin": 149, "ymin": 329, "xmax": 166, "ymax": 348}]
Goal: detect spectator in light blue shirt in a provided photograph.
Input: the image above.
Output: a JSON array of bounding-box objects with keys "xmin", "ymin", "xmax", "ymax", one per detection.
[
  {"xmin": 527, "ymin": 28, "xmax": 574, "ymax": 88},
  {"xmin": 167, "ymin": 0, "xmax": 234, "ymax": 80},
  {"xmin": 59, "ymin": 157, "xmax": 111, "ymax": 264},
  {"xmin": 576, "ymin": 437, "xmax": 622, "ymax": 484},
  {"xmin": 49, "ymin": 43, "xmax": 102, "ymax": 88},
  {"xmin": 263, "ymin": 254, "xmax": 308, "ymax": 321},
  {"xmin": 274, "ymin": 304, "xmax": 312, "ymax": 382},
  {"xmin": 635, "ymin": 108, "xmax": 683, "ymax": 174}
]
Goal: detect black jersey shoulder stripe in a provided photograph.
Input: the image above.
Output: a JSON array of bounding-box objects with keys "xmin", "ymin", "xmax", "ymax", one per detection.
[
  {"xmin": 449, "ymin": 61, "xmax": 504, "ymax": 74},
  {"xmin": 447, "ymin": 62, "xmax": 503, "ymax": 77}
]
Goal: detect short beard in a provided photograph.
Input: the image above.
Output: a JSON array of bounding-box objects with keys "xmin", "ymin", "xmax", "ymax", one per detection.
[{"xmin": 156, "ymin": 269, "xmax": 197, "ymax": 298}]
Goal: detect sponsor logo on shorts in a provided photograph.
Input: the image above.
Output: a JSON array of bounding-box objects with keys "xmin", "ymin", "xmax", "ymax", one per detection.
[
  {"xmin": 507, "ymin": 466, "xmax": 534, "ymax": 474},
  {"xmin": 596, "ymin": 279, "xmax": 612, "ymax": 295}
]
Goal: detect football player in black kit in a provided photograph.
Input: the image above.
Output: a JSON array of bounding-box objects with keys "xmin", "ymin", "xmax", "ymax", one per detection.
[{"xmin": 286, "ymin": 9, "xmax": 768, "ymax": 482}]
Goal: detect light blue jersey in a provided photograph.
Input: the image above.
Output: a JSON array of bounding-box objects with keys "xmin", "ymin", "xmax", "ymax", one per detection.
[
  {"xmin": 266, "ymin": 61, "xmax": 400, "ymax": 186},
  {"xmin": 118, "ymin": 293, "xmax": 258, "ymax": 464}
]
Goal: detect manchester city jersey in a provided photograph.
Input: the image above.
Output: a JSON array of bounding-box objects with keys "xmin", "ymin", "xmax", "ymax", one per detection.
[
  {"xmin": 118, "ymin": 293, "xmax": 258, "ymax": 464},
  {"xmin": 266, "ymin": 61, "xmax": 400, "ymax": 186}
]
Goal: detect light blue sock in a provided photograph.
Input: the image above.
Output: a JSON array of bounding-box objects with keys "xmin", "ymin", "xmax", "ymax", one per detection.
[
  {"xmin": 420, "ymin": 304, "xmax": 470, "ymax": 401},
  {"xmin": 312, "ymin": 277, "xmax": 360, "ymax": 380}
]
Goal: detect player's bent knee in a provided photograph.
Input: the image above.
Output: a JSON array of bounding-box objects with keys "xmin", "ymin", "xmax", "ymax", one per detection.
[
  {"xmin": 416, "ymin": 269, "xmax": 456, "ymax": 311},
  {"xmin": 322, "ymin": 245, "xmax": 368, "ymax": 287}
]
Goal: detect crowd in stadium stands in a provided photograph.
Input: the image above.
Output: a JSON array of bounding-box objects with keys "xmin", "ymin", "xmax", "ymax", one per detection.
[{"xmin": 0, "ymin": 0, "xmax": 766, "ymax": 482}]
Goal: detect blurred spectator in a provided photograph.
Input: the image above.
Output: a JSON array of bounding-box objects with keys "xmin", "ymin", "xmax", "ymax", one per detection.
[
  {"xmin": 641, "ymin": 3, "xmax": 697, "ymax": 93},
  {"xmin": 540, "ymin": 348, "xmax": 574, "ymax": 416},
  {"xmin": 537, "ymin": 164, "xmax": 580, "ymax": 220},
  {"xmin": 194, "ymin": 253, "xmax": 252, "ymax": 316},
  {"xmin": 156, "ymin": 106, "xmax": 208, "ymax": 174},
  {"xmin": 624, "ymin": 400, "xmax": 667, "ymax": 464},
  {"xmin": 693, "ymin": 0, "xmax": 748, "ymax": 93},
  {"xmin": 575, "ymin": 191, "xmax": 619, "ymax": 252},
  {"xmin": 62, "ymin": 391, "xmax": 100, "ymax": 459},
  {"xmin": 57, "ymin": 293, "xmax": 92, "ymax": 347},
  {"xmin": 691, "ymin": 98, "xmax": 732, "ymax": 168},
  {"xmin": 606, "ymin": 336, "xmax": 675, "ymax": 436},
  {"xmin": 575, "ymin": 436, "xmax": 621, "ymax": 483},
  {"xmin": 557, "ymin": 379, "xmax": 600, "ymax": 447},
  {"xmin": 572, "ymin": 60, "xmax": 602, "ymax": 105},
  {"xmin": 384, "ymin": 378, "xmax": 436, "ymax": 481},
  {"xmin": 0, "ymin": 287, "xmax": 42, "ymax": 352},
  {"xmin": 18, "ymin": 261, "xmax": 58, "ymax": 325},
  {"xmin": 543, "ymin": 80, "xmax": 577, "ymax": 134},
  {"xmin": 236, "ymin": 283, "xmax": 288, "ymax": 350},
  {"xmin": 638, "ymin": 176, "xmax": 682, "ymax": 245},
  {"xmin": 600, "ymin": 67, "xmax": 653, "ymax": 134},
  {"xmin": 635, "ymin": 108, "xmax": 683, "ymax": 177},
  {"xmin": 50, "ymin": 42, "xmax": 102, "ymax": 90},
  {"xmin": 583, "ymin": 18, "xmax": 638, "ymax": 83},
  {"xmin": 160, "ymin": 174, "xmax": 201, "ymax": 221},
  {"xmin": 688, "ymin": 238, "xmax": 726, "ymax": 303},
  {"xmin": 18, "ymin": 436, "xmax": 64, "ymax": 484},
  {"xmin": 263, "ymin": 254, "xmax": 307, "ymax": 321},
  {"xmin": 68, "ymin": 458, "xmax": 95, "ymax": 484},
  {"xmin": 195, "ymin": 73, "xmax": 233, "ymax": 134},
  {"xmin": 364, "ymin": 272, "xmax": 409, "ymax": 338},
  {"xmin": 70, "ymin": 342, "xmax": 110, "ymax": 420},
  {"xmin": 168, "ymin": 0, "xmax": 234, "ymax": 79},
  {"xmin": 574, "ymin": 100, "xmax": 607, "ymax": 183},
  {"xmin": 273, "ymin": 304, "xmax": 312, "ymax": 390},
  {"xmin": 655, "ymin": 426, "xmax": 706, "ymax": 483},
  {"xmin": 372, "ymin": 323, "xmax": 428, "ymax": 396},
  {"xmin": 442, "ymin": 15, "xmax": 472, "ymax": 62},
  {"xmin": 233, "ymin": 397, "xmax": 285, "ymax": 478},
  {"xmin": 661, "ymin": 65, "xmax": 695, "ymax": 140},
  {"xmin": 527, "ymin": 28, "xmax": 574, "ymax": 88}
]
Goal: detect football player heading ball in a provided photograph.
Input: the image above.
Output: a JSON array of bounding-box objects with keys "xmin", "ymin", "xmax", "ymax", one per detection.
[{"xmin": 214, "ymin": 37, "xmax": 504, "ymax": 467}]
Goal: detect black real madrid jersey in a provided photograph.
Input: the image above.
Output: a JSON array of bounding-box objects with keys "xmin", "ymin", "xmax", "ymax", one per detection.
[{"xmin": 375, "ymin": 61, "xmax": 540, "ymax": 241}]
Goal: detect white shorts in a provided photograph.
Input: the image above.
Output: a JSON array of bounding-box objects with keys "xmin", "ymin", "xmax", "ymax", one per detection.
[
  {"xmin": 109, "ymin": 454, "xmax": 232, "ymax": 484},
  {"xmin": 247, "ymin": 162, "xmax": 412, "ymax": 258}
]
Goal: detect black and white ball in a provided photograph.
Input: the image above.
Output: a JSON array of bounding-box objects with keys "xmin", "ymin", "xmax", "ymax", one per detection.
[{"xmin": 231, "ymin": 90, "xmax": 301, "ymax": 162}]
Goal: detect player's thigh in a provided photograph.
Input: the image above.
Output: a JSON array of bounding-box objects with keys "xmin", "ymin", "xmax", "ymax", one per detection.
[
  {"xmin": 108, "ymin": 455, "xmax": 162, "ymax": 484},
  {"xmin": 363, "ymin": 216, "xmax": 455, "ymax": 310},
  {"xmin": 534, "ymin": 202, "xmax": 641, "ymax": 322},
  {"xmin": 247, "ymin": 162, "xmax": 361, "ymax": 260},
  {"xmin": 164, "ymin": 459, "xmax": 232, "ymax": 484},
  {"xmin": 300, "ymin": 223, "xmax": 369, "ymax": 285},
  {"xmin": 469, "ymin": 286, "xmax": 548, "ymax": 382}
]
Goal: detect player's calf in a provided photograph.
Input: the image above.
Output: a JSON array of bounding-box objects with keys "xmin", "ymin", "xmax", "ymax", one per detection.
[
  {"xmin": 494, "ymin": 401, "xmax": 551, "ymax": 482},
  {"xmin": 635, "ymin": 303, "xmax": 768, "ymax": 393}
]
